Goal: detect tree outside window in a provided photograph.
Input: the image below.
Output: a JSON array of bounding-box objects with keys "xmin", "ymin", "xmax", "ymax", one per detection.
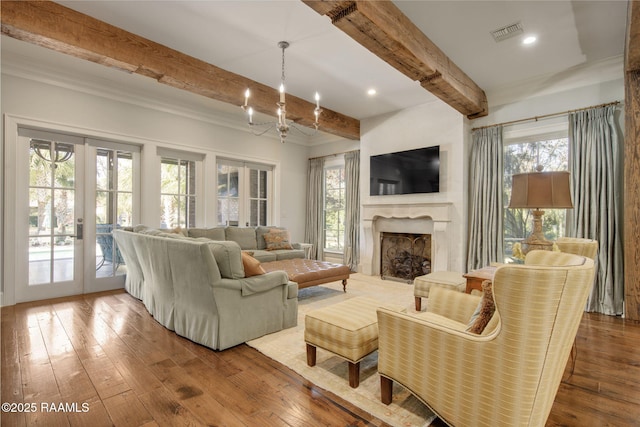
[
  {"xmin": 324, "ymin": 166, "xmax": 345, "ymax": 252},
  {"xmin": 503, "ymin": 138, "xmax": 569, "ymax": 261}
]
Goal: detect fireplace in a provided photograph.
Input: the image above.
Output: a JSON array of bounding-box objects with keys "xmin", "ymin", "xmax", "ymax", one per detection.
[
  {"xmin": 360, "ymin": 202, "xmax": 455, "ymax": 276},
  {"xmin": 380, "ymin": 232, "xmax": 431, "ymax": 282}
]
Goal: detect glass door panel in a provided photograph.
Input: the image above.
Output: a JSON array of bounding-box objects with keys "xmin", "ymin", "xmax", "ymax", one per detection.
[
  {"xmin": 26, "ymin": 139, "xmax": 82, "ymax": 292},
  {"xmin": 95, "ymin": 149, "xmax": 133, "ymax": 277}
]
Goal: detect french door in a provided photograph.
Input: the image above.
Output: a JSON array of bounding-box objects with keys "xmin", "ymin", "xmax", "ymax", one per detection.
[{"xmin": 14, "ymin": 127, "xmax": 139, "ymax": 303}]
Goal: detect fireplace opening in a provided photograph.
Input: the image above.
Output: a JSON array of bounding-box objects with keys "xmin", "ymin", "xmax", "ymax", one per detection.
[{"xmin": 380, "ymin": 232, "xmax": 431, "ymax": 283}]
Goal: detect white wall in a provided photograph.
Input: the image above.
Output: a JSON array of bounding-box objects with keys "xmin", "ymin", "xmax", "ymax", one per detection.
[
  {"xmin": 1, "ymin": 73, "xmax": 311, "ymax": 241},
  {"xmin": 360, "ymin": 100, "xmax": 468, "ymax": 272}
]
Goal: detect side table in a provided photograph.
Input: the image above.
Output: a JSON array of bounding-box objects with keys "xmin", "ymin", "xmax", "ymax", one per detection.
[
  {"xmin": 463, "ymin": 266, "xmax": 496, "ymax": 294},
  {"xmin": 299, "ymin": 243, "xmax": 313, "ymax": 259}
]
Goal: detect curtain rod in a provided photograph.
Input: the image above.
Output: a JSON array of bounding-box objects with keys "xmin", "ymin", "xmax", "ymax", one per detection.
[
  {"xmin": 471, "ymin": 100, "xmax": 620, "ymax": 132},
  {"xmin": 308, "ymin": 149, "xmax": 359, "ymax": 161}
]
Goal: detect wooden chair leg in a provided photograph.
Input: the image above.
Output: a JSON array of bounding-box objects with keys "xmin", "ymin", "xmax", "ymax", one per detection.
[
  {"xmin": 306, "ymin": 344, "xmax": 317, "ymax": 367},
  {"xmin": 415, "ymin": 296, "xmax": 422, "ymax": 311},
  {"xmin": 342, "ymin": 279, "xmax": 347, "ymax": 292},
  {"xmin": 348, "ymin": 361, "xmax": 360, "ymax": 388},
  {"xmin": 381, "ymin": 376, "xmax": 393, "ymax": 404}
]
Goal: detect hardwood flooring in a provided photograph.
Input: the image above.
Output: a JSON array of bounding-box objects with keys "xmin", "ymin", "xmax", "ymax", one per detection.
[{"xmin": 1, "ymin": 289, "xmax": 639, "ymax": 426}]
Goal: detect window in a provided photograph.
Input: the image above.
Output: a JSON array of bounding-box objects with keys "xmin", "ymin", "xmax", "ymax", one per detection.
[
  {"xmin": 323, "ymin": 164, "xmax": 345, "ymax": 253},
  {"xmin": 217, "ymin": 158, "xmax": 273, "ymax": 227},
  {"xmin": 157, "ymin": 147, "xmax": 203, "ymax": 229},
  {"xmin": 160, "ymin": 157, "xmax": 196, "ymax": 228},
  {"xmin": 503, "ymin": 137, "xmax": 569, "ymax": 261}
]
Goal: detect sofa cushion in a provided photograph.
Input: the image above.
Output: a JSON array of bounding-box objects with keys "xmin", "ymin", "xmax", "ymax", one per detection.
[
  {"xmin": 256, "ymin": 226, "xmax": 286, "ymax": 250},
  {"xmin": 251, "ymin": 250, "xmax": 277, "ymax": 263},
  {"xmin": 205, "ymin": 240, "xmax": 245, "ymax": 279},
  {"xmin": 225, "ymin": 227, "xmax": 258, "ymax": 250},
  {"xmin": 188, "ymin": 227, "xmax": 226, "ymax": 241},
  {"xmin": 272, "ymin": 249, "xmax": 306, "ymax": 260},
  {"xmin": 241, "ymin": 252, "xmax": 266, "ymax": 277},
  {"xmin": 263, "ymin": 229, "xmax": 293, "ymax": 251}
]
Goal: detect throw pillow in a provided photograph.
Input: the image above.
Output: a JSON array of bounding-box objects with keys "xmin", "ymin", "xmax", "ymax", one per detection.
[
  {"xmin": 263, "ymin": 230, "xmax": 293, "ymax": 251},
  {"xmin": 241, "ymin": 252, "xmax": 265, "ymax": 277},
  {"xmin": 466, "ymin": 280, "xmax": 495, "ymax": 334}
]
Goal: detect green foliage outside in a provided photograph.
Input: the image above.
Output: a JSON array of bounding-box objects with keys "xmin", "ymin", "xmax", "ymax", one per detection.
[{"xmin": 324, "ymin": 166, "xmax": 345, "ymax": 252}]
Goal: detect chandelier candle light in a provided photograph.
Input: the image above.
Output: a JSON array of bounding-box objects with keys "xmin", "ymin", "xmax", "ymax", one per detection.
[
  {"xmin": 241, "ymin": 41, "xmax": 322, "ymax": 143},
  {"xmin": 508, "ymin": 166, "xmax": 573, "ymax": 253}
]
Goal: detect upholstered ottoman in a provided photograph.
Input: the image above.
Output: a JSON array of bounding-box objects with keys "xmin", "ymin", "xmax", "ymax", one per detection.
[
  {"xmin": 304, "ymin": 296, "xmax": 404, "ymax": 388},
  {"xmin": 262, "ymin": 258, "xmax": 350, "ymax": 291},
  {"xmin": 414, "ymin": 271, "xmax": 466, "ymax": 311}
]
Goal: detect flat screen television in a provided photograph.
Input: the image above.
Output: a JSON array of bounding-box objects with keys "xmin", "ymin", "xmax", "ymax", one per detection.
[{"xmin": 370, "ymin": 146, "xmax": 440, "ymax": 195}]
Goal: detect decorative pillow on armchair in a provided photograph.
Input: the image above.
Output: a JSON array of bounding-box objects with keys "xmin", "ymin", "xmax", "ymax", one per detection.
[
  {"xmin": 263, "ymin": 230, "xmax": 294, "ymax": 251},
  {"xmin": 466, "ymin": 280, "xmax": 495, "ymax": 334}
]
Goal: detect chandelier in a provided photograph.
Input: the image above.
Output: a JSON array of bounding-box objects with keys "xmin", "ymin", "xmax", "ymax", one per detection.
[{"xmin": 241, "ymin": 41, "xmax": 322, "ymax": 143}]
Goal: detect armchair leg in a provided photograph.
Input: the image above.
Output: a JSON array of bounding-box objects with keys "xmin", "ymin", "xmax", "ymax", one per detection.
[
  {"xmin": 306, "ymin": 344, "xmax": 317, "ymax": 367},
  {"xmin": 415, "ymin": 296, "xmax": 422, "ymax": 311},
  {"xmin": 342, "ymin": 279, "xmax": 347, "ymax": 292},
  {"xmin": 381, "ymin": 376, "xmax": 393, "ymax": 404}
]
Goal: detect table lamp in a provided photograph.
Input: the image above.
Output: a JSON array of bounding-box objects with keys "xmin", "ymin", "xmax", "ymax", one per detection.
[{"xmin": 508, "ymin": 168, "xmax": 573, "ymax": 253}]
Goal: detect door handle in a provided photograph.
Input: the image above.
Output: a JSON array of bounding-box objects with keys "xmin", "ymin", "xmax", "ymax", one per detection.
[{"xmin": 76, "ymin": 222, "xmax": 83, "ymax": 240}]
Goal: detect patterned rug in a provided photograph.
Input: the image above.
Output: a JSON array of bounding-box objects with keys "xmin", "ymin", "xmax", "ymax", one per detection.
[{"xmin": 246, "ymin": 273, "xmax": 437, "ymax": 427}]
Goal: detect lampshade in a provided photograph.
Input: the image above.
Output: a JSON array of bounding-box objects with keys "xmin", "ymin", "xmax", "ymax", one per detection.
[{"xmin": 508, "ymin": 171, "xmax": 573, "ymax": 209}]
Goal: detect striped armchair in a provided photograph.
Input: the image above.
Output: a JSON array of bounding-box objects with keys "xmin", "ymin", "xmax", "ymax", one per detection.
[
  {"xmin": 376, "ymin": 250, "xmax": 595, "ymax": 427},
  {"xmin": 556, "ymin": 237, "xmax": 598, "ymax": 260}
]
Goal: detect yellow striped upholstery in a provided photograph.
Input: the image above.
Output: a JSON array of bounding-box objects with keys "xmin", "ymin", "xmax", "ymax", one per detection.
[
  {"xmin": 305, "ymin": 297, "xmax": 402, "ymax": 362},
  {"xmin": 555, "ymin": 237, "xmax": 598, "ymax": 260},
  {"xmin": 377, "ymin": 250, "xmax": 595, "ymax": 427}
]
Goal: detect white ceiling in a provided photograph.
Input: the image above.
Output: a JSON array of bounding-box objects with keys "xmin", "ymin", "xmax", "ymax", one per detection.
[{"xmin": 1, "ymin": 0, "xmax": 629, "ymax": 122}]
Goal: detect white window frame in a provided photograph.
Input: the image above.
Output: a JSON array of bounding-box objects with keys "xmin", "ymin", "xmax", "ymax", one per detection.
[
  {"xmin": 216, "ymin": 158, "xmax": 274, "ymax": 227},
  {"xmin": 322, "ymin": 156, "xmax": 346, "ymax": 254},
  {"xmin": 157, "ymin": 147, "xmax": 204, "ymax": 229}
]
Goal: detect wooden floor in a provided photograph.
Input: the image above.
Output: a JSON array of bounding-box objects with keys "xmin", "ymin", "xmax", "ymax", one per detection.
[{"xmin": 1, "ymin": 290, "xmax": 639, "ymax": 427}]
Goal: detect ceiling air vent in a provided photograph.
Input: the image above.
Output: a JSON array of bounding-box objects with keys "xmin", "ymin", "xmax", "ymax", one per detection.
[{"xmin": 490, "ymin": 21, "xmax": 523, "ymax": 42}]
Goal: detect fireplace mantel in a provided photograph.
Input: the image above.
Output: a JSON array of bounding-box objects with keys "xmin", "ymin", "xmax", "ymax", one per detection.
[
  {"xmin": 360, "ymin": 202, "xmax": 453, "ymax": 276},
  {"xmin": 362, "ymin": 203, "xmax": 452, "ymax": 222}
]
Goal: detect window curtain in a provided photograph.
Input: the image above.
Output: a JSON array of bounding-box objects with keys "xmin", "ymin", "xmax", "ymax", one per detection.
[
  {"xmin": 304, "ymin": 157, "xmax": 325, "ymax": 260},
  {"xmin": 467, "ymin": 126, "xmax": 504, "ymax": 271},
  {"xmin": 568, "ymin": 105, "xmax": 624, "ymax": 315},
  {"xmin": 343, "ymin": 151, "xmax": 360, "ymax": 271}
]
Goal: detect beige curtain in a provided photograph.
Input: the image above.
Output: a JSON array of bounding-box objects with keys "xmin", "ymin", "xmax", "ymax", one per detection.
[
  {"xmin": 304, "ymin": 158, "xmax": 325, "ymax": 260},
  {"xmin": 343, "ymin": 151, "xmax": 360, "ymax": 271},
  {"xmin": 568, "ymin": 105, "xmax": 624, "ymax": 315},
  {"xmin": 467, "ymin": 126, "xmax": 504, "ymax": 271}
]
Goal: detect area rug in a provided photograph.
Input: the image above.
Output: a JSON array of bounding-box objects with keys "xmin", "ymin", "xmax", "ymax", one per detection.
[{"xmin": 247, "ymin": 273, "xmax": 437, "ymax": 427}]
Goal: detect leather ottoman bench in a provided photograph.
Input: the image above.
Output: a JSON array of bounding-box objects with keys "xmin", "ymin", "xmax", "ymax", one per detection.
[
  {"xmin": 304, "ymin": 296, "xmax": 405, "ymax": 388},
  {"xmin": 261, "ymin": 258, "xmax": 350, "ymax": 291}
]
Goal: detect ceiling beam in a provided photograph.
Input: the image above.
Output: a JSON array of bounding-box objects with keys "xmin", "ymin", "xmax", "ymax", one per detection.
[
  {"xmin": 0, "ymin": 0, "xmax": 360, "ymax": 141},
  {"xmin": 627, "ymin": 0, "xmax": 640, "ymax": 72},
  {"xmin": 302, "ymin": 0, "xmax": 488, "ymax": 119}
]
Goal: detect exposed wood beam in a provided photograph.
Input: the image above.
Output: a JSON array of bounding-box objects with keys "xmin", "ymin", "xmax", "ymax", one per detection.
[
  {"xmin": 0, "ymin": 1, "xmax": 360, "ymax": 141},
  {"xmin": 302, "ymin": 0, "xmax": 488, "ymax": 119},
  {"xmin": 627, "ymin": 0, "xmax": 640, "ymax": 72},
  {"xmin": 624, "ymin": 0, "xmax": 640, "ymax": 321}
]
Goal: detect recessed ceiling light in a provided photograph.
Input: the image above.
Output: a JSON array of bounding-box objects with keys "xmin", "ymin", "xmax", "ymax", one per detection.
[
  {"xmin": 367, "ymin": 88, "xmax": 377, "ymax": 96},
  {"xmin": 523, "ymin": 36, "xmax": 537, "ymax": 45}
]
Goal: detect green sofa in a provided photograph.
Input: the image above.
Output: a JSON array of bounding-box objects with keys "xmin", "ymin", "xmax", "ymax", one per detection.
[
  {"xmin": 113, "ymin": 229, "xmax": 298, "ymax": 350},
  {"xmin": 187, "ymin": 226, "xmax": 306, "ymax": 262}
]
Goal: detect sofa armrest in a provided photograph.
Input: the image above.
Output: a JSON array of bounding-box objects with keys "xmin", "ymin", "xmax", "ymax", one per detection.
[{"xmin": 216, "ymin": 271, "xmax": 290, "ymax": 296}]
